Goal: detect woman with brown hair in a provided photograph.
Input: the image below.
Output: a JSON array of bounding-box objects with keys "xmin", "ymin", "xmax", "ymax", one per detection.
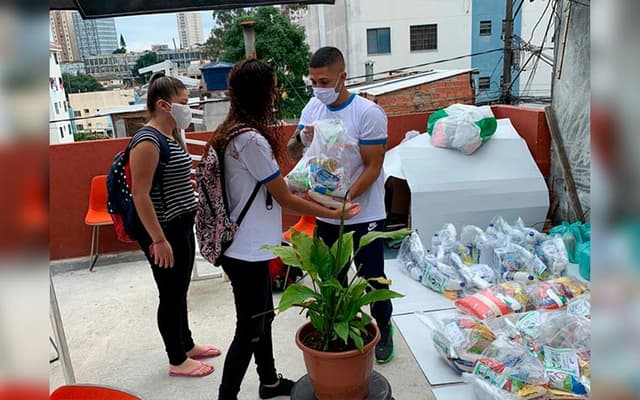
[
  {"xmin": 129, "ymin": 73, "xmax": 221, "ymax": 378},
  {"xmin": 211, "ymin": 59, "xmax": 359, "ymax": 399}
]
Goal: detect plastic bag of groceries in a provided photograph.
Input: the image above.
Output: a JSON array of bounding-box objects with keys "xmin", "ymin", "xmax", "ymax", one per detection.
[
  {"xmin": 427, "ymin": 104, "xmax": 498, "ymax": 155},
  {"xmin": 526, "ymin": 277, "xmax": 589, "ymax": 310},
  {"xmin": 536, "ymin": 312, "xmax": 591, "ymax": 396},
  {"xmin": 468, "ymin": 337, "xmax": 549, "ymax": 398},
  {"xmin": 455, "ymin": 281, "xmax": 529, "ymax": 320},
  {"xmin": 285, "ymin": 119, "xmax": 359, "ymax": 207},
  {"xmin": 397, "ymin": 232, "xmax": 428, "ymax": 281},
  {"xmin": 422, "ymin": 311, "xmax": 496, "ymax": 374}
]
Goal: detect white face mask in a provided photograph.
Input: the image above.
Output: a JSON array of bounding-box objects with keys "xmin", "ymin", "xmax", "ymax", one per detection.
[
  {"xmin": 169, "ymin": 102, "xmax": 192, "ymax": 130},
  {"xmin": 313, "ymin": 76, "xmax": 343, "ymax": 105}
]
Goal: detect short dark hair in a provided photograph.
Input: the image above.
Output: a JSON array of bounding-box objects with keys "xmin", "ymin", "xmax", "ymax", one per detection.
[{"xmin": 309, "ymin": 47, "xmax": 345, "ymax": 70}]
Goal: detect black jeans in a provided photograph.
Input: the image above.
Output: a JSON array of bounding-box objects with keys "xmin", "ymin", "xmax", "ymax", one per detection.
[
  {"xmin": 139, "ymin": 212, "xmax": 196, "ymax": 366},
  {"xmin": 218, "ymin": 256, "xmax": 278, "ymax": 400},
  {"xmin": 316, "ymin": 219, "xmax": 392, "ymax": 325}
]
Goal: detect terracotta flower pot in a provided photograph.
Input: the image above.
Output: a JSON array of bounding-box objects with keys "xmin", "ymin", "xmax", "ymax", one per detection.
[{"xmin": 295, "ymin": 322, "xmax": 380, "ymax": 400}]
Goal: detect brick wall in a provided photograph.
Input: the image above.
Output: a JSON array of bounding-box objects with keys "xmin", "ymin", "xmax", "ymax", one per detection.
[{"xmin": 361, "ymin": 73, "xmax": 475, "ymax": 116}]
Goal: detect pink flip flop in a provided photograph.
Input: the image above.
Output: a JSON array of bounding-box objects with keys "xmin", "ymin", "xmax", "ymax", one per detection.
[
  {"xmin": 168, "ymin": 361, "xmax": 214, "ymax": 377},
  {"xmin": 190, "ymin": 345, "xmax": 222, "ymax": 360}
]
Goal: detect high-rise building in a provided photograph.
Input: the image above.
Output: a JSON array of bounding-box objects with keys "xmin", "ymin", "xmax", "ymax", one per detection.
[
  {"xmin": 50, "ymin": 42, "xmax": 74, "ymax": 144},
  {"xmin": 72, "ymin": 12, "xmax": 119, "ymax": 59},
  {"xmin": 49, "ymin": 10, "xmax": 80, "ymax": 62},
  {"xmin": 177, "ymin": 12, "xmax": 204, "ymax": 49}
]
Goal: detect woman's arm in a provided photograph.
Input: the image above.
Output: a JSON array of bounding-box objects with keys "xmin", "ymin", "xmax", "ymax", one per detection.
[
  {"xmin": 265, "ymin": 175, "xmax": 359, "ymax": 219},
  {"xmin": 130, "ymin": 141, "xmax": 174, "ymax": 268}
]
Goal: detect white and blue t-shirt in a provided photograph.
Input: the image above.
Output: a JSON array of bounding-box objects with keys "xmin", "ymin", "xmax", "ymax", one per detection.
[
  {"xmin": 298, "ymin": 93, "xmax": 388, "ymax": 225},
  {"xmin": 223, "ymin": 130, "xmax": 282, "ymax": 261}
]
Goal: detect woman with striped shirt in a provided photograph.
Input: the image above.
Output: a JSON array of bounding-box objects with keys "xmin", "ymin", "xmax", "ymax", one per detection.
[{"xmin": 129, "ymin": 73, "xmax": 219, "ymax": 378}]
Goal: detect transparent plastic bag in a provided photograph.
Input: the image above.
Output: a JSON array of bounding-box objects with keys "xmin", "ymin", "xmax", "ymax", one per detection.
[
  {"xmin": 421, "ymin": 255, "xmax": 467, "ymax": 294},
  {"xmin": 426, "ymin": 311, "xmax": 496, "ymax": 374},
  {"xmin": 460, "ymin": 225, "xmax": 487, "ymax": 264},
  {"xmin": 397, "ymin": 232, "xmax": 427, "ymax": 281},
  {"xmin": 463, "ymin": 373, "xmax": 548, "ymax": 400},
  {"xmin": 473, "ymin": 337, "xmax": 549, "ymax": 394},
  {"xmin": 567, "ymin": 294, "xmax": 590, "ymax": 319},
  {"xmin": 285, "ymin": 119, "xmax": 359, "ymax": 200},
  {"xmin": 537, "ymin": 237, "xmax": 569, "ymax": 278},
  {"xmin": 455, "ymin": 282, "xmax": 528, "ymax": 320}
]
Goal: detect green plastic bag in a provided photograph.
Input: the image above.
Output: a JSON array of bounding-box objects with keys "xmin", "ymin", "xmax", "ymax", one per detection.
[{"xmin": 577, "ymin": 241, "xmax": 590, "ymax": 281}]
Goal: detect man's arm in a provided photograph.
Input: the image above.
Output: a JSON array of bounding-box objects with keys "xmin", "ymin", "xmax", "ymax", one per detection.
[
  {"xmin": 348, "ymin": 143, "xmax": 385, "ymax": 200},
  {"xmin": 286, "ymin": 127, "xmax": 305, "ymax": 162}
]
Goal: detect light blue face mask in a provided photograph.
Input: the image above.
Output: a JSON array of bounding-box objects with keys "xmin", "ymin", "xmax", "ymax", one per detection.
[{"xmin": 313, "ymin": 85, "xmax": 340, "ymax": 105}]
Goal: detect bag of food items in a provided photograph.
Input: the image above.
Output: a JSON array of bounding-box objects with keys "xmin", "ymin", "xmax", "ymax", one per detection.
[{"xmin": 285, "ymin": 119, "xmax": 359, "ymax": 208}]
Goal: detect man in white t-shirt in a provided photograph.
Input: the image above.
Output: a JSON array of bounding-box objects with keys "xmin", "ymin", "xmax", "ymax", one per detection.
[{"xmin": 287, "ymin": 47, "xmax": 395, "ymax": 364}]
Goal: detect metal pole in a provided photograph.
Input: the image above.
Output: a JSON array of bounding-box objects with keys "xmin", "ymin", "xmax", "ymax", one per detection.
[
  {"xmin": 241, "ymin": 20, "xmax": 257, "ymax": 60},
  {"xmin": 50, "ymin": 274, "xmax": 76, "ymax": 384},
  {"xmin": 502, "ymin": 0, "xmax": 514, "ymax": 104}
]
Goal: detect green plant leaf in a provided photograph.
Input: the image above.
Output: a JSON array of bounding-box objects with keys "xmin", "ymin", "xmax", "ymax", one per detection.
[
  {"xmin": 349, "ymin": 329, "xmax": 365, "ymax": 352},
  {"xmin": 360, "ymin": 312, "xmax": 373, "ymax": 326},
  {"xmin": 333, "ymin": 321, "xmax": 349, "ymax": 344},
  {"xmin": 331, "ymin": 231, "xmax": 354, "ymax": 276},
  {"xmin": 310, "ymin": 237, "xmax": 335, "ymax": 281},
  {"xmin": 309, "ymin": 310, "xmax": 325, "ymax": 334},
  {"xmin": 290, "ymin": 230, "xmax": 318, "ymax": 279},
  {"xmin": 319, "ymin": 279, "xmax": 344, "ymax": 291},
  {"xmin": 278, "ymin": 284, "xmax": 317, "ymax": 313},
  {"xmin": 358, "ymin": 289, "xmax": 404, "ymax": 308},
  {"xmin": 357, "ymin": 228, "xmax": 413, "ymax": 250},
  {"xmin": 261, "ymin": 245, "xmax": 301, "ymax": 268}
]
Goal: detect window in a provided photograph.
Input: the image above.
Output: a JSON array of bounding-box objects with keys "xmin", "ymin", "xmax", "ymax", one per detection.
[
  {"xmin": 54, "ymin": 103, "xmax": 60, "ymax": 114},
  {"xmin": 367, "ymin": 28, "xmax": 391, "ymax": 55},
  {"xmin": 59, "ymin": 126, "xmax": 64, "ymax": 138},
  {"xmin": 84, "ymin": 108, "xmax": 90, "ymax": 114},
  {"xmin": 480, "ymin": 20, "xmax": 492, "ymax": 36},
  {"xmin": 63, "ymin": 101, "xmax": 68, "ymax": 112},
  {"xmin": 74, "ymin": 111, "xmax": 81, "ymax": 117},
  {"xmin": 77, "ymin": 124, "xmax": 84, "ymax": 131},
  {"xmin": 53, "ymin": 53, "xmax": 59, "ymax": 64},
  {"xmin": 410, "ymin": 24, "xmax": 438, "ymax": 51},
  {"xmin": 479, "ymin": 77, "xmax": 491, "ymax": 90},
  {"xmin": 88, "ymin": 123, "xmax": 92, "ymax": 127}
]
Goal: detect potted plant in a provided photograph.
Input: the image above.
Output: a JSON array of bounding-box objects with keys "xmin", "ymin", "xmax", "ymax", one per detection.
[{"xmin": 264, "ymin": 209, "xmax": 411, "ymax": 400}]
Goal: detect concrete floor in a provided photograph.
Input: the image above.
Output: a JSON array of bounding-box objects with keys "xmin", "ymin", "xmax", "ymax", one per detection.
[{"xmin": 50, "ymin": 257, "xmax": 436, "ymax": 400}]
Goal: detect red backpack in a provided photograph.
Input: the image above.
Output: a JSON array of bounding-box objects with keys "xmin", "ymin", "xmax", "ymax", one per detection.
[{"xmin": 195, "ymin": 128, "xmax": 261, "ymax": 265}]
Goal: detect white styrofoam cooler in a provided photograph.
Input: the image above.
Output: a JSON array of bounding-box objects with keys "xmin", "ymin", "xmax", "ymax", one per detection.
[{"xmin": 384, "ymin": 118, "xmax": 549, "ymax": 248}]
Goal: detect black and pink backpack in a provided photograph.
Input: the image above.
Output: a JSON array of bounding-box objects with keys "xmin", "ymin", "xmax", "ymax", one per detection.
[{"xmin": 195, "ymin": 127, "xmax": 261, "ymax": 265}]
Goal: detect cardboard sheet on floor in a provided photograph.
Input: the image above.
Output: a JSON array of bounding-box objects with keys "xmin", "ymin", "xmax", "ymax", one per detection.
[
  {"xmin": 393, "ymin": 311, "xmax": 465, "ymax": 386},
  {"xmin": 432, "ymin": 383, "xmax": 474, "ymax": 400},
  {"xmin": 386, "ymin": 259, "xmax": 455, "ymax": 315}
]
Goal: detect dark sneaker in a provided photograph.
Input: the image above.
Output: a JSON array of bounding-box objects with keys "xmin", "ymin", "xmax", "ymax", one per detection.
[
  {"xmin": 375, "ymin": 323, "xmax": 395, "ymax": 364},
  {"xmin": 259, "ymin": 374, "xmax": 296, "ymax": 399}
]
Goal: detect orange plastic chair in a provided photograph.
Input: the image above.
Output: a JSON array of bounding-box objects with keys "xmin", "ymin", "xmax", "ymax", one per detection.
[
  {"xmin": 283, "ymin": 215, "xmax": 316, "ymax": 242},
  {"xmin": 281, "ymin": 216, "xmax": 316, "ymax": 288},
  {"xmin": 50, "ymin": 384, "xmax": 143, "ymax": 400},
  {"xmin": 84, "ymin": 175, "xmax": 114, "ymax": 271}
]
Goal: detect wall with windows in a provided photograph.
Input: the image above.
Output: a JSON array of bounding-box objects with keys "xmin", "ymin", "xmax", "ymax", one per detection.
[
  {"xmin": 471, "ymin": 0, "xmax": 522, "ymax": 103},
  {"xmin": 50, "ymin": 46, "xmax": 74, "ymax": 144},
  {"xmin": 303, "ymin": 0, "xmax": 473, "ymax": 81}
]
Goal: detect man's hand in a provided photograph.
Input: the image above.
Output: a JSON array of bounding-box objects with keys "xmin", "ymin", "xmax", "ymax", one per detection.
[{"xmin": 300, "ymin": 125, "xmax": 314, "ymax": 146}]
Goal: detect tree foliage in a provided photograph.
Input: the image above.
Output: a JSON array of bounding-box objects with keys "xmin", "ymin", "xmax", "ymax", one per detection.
[
  {"xmin": 204, "ymin": 8, "xmax": 250, "ymax": 61},
  {"xmin": 132, "ymin": 51, "xmax": 158, "ymax": 83},
  {"xmin": 62, "ymin": 72, "xmax": 105, "ymax": 93},
  {"xmin": 217, "ymin": 7, "xmax": 311, "ymax": 119}
]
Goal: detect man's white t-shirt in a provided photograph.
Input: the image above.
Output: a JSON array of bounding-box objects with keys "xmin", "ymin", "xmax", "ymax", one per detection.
[
  {"xmin": 223, "ymin": 130, "xmax": 282, "ymax": 261},
  {"xmin": 298, "ymin": 93, "xmax": 388, "ymax": 225}
]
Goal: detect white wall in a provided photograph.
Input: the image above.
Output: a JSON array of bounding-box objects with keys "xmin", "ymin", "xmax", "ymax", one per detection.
[
  {"xmin": 50, "ymin": 50, "xmax": 74, "ymax": 144},
  {"xmin": 303, "ymin": 0, "xmax": 473, "ymax": 80},
  {"xmin": 519, "ymin": 0, "xmax": 555, "ymax": 99}
]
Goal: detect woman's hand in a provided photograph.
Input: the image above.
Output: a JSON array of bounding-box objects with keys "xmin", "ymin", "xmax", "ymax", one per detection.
[
  {"xmin": 331, "ymin": 202, "xmax": 361, "ymax": 220},
  {"xmin": 150, "ymin": 239, "xmax": 174, "ymax": 268}
]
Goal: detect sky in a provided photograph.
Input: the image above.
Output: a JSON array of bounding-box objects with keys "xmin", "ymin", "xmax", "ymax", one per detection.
[{"xmin": 114, "ymin": 12, "xmax": 215, "ymax": 52}]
